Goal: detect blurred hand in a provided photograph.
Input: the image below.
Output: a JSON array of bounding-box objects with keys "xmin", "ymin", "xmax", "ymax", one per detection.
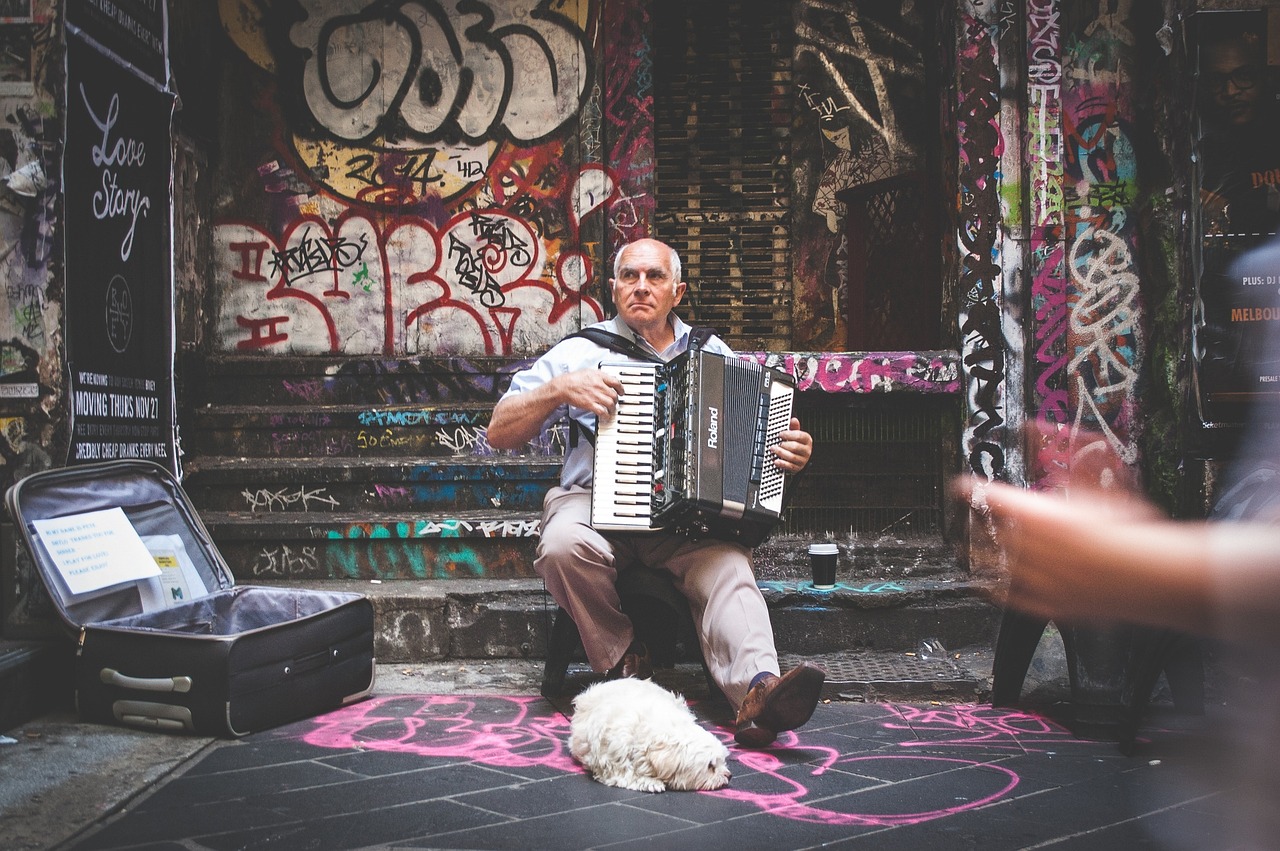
[{"xmin": 954, "ymin": 476, "xmax": 1167, "ymax": 623}]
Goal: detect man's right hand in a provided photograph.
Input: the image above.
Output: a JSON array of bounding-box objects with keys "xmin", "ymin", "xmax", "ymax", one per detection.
[
  {"xmin": 555, "ymin": 368, "xmax": 626, "ymax": 419},
  {"xmin": 486, "ymin": 367, "xmax": 625, "ymax": 450}
]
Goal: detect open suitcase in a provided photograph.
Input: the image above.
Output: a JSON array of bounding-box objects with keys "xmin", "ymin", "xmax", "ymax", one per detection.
[{"xmin": 5, "ymin": 459, "xmax": 375, "ymax": 736}]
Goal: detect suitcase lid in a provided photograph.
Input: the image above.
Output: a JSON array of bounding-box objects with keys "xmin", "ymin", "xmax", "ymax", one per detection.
[{"xmin": 4, "ymin": 459, "xmax": 235, "ymax": 632}]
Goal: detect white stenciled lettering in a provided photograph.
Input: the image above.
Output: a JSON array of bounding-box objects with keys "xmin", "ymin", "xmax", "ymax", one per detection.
[
  {"xmin": 707, "ymin": 406, "xmax": 719, "ymax": 449},
  {"xmin": 83, "ymin": 89, "xmax": 146, "ymax": 169},
  {"xmin": 93, "ymin": 168, "xmax": 150, "ymax": 259},
  {"xmin": 80, "ymin": 85, "xmax": 152, "ymax": 261}
]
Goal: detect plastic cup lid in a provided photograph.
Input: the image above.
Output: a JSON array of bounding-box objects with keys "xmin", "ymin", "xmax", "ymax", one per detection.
[{"xmin": 808, "ymin": 543, "xmax": 838, "ymax": 555}]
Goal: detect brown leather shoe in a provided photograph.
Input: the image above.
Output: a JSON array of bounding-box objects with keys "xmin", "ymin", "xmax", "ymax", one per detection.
[
  {"xmin": 606, "ymin": 640, "xmax": 653, "ymax": 680},
  {"xmin": 734, "ymin": 662, "xmax": 826, "ymax": 747}
]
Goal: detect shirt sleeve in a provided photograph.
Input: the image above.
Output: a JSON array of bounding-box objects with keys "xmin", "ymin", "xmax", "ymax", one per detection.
[
  {"xmin": 498, "ymin": 336, "xmax": 610, "ymax": 437},
  {"xmin": 702, "ymin": 334, "xmax": 736, "ymax": 358},
  {"xmin": 498, "ymin": 344, "xmax": 572, "ymax": 433}
]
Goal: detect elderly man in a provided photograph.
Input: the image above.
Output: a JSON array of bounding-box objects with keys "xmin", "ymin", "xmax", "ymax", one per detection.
[{"xmin": 487, "ymin": 237, "xmax": 825, "ymax": 747}]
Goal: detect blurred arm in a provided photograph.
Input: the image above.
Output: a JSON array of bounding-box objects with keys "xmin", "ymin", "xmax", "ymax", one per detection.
[{"xmin": 955, "ymin": 477, "xmax": 1217, "ymax": 635}]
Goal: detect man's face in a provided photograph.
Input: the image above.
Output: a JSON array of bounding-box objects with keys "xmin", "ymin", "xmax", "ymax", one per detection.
[
  {"xmin": 611, "ymin": 240, "xmax": 687, "ymax": 336},
  {"xmin": 1204, "ymin": 39, "xmax": 1263, "ymax": 126}
]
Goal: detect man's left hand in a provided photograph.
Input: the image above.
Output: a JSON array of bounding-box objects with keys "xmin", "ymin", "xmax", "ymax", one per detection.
[{"xmin": 771, "ymin": 417, "xmax": 812, "ymax": 473}]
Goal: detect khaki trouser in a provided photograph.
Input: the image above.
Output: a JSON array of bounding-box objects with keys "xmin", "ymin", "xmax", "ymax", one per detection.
[{"xmin": 535, "ymin": 485, "xmax": 779, "ymax": 708}]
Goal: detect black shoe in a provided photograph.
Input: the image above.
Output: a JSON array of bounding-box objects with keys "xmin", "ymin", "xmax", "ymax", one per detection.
[{"xmin": 605, "ymin": 640, "xmax": 653, "ymax": 680}]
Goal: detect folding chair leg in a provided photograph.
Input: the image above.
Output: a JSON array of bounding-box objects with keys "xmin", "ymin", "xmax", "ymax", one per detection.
[{"xmin": 540, "ymin": 607, "xmax": 581, "ymax": 699}]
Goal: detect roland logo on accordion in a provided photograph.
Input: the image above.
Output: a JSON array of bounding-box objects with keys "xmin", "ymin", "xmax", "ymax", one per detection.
[{"xmin": 589, "ymin": 349, "xmax": 796, "ymax": 547}]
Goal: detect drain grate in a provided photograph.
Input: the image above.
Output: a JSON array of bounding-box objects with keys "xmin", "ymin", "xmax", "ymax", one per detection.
[{"xmin": 780, "ymin": 649, "xmax": 983, "ymax": 702}]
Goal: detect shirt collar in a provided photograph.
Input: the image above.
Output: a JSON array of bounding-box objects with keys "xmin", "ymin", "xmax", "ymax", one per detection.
[{"xmin": 609, "ymin": 314, "xmax": 689, "ymax": 356}]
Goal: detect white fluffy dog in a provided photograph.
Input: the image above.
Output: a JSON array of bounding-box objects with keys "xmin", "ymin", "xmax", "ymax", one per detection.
[{"xmin": 569, "ymin": 678, "xmax": 731, "ymax": 792}]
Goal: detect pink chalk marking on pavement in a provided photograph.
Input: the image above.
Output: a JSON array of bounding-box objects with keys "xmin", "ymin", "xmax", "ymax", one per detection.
[
  {"xmin": 710, "ymin": 754, "xmax": 1020, "ymax": 826},
  {"xmin": 302, "ymin": 694, "xmax": 581, "ymax": 774},
  {"xmin": 300, "ymin": 696, "xmax": 1024, "ymax": 826},
  {"xmin": 882, "ymin": 703, "xmax": 1095, "ymax": 750}
]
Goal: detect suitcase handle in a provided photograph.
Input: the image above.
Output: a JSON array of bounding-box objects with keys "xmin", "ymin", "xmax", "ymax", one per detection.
[
  {"xmin": 113, "ymin": 700, "xmax": 194, "ymax": 732},
  {"xmin": 286, "ymin": 647, "xmax": 339, "ymax": 676},
  {"xmin": 100, "ymin": 668, "xmax": 193, "ymax": 693}
]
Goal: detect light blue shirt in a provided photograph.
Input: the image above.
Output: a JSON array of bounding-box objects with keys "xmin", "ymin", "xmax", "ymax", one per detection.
[{"xmin": 499, "ymin": 315, "xmax": 734, "ymax": 488}]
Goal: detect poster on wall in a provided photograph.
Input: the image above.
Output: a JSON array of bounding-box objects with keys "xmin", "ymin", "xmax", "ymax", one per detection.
[
  {"xmin": 1193, "ymin": 9, "xmax": 1280, "ymax": 424},
  {"xmin": 65, "ymin": 0, "xmax": 167, "ymax": 91},
  {"xmin": 64, "ymin": 34, "xmax": 175, "ymax": 470}
]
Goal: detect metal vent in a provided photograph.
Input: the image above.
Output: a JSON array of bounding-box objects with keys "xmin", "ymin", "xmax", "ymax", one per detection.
[
  {"xmin": 782, "ymin": 397, "xmax": 955, "ymax": 537},
  {"xmin": 780, "ymin": 650, "xmax": 982, "ymax": 702}
]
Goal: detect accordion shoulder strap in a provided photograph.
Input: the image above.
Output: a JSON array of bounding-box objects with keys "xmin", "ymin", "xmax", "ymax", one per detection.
[
  {"xmin": 558, "ymin": 324, "xmax": 719, "ymax": 449},
  {"xmin": 563, "ymin": 325, "xmax": 719, "ymax": 363},
  {"xmin": 563, "ymin": 327, "xmax": 662, "ymax": 363}
]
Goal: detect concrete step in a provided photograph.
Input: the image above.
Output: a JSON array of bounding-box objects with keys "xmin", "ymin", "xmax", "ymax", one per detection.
[
  {"xmin": 198, "ymin": 509, "xmax": 542, "ymax": 582},
  {"xmin": 182, "ymin": 354, "xmax": 528, "ymax": 406},
  {"xmin": 379, "ymin": 652, "xmax": 1004, "ymax": 706},
  {"xmin": 183, "ymin": 403, "xmax": 563, "ymax": 458},
  {"xmin": 196, "ymin": 504, "xmax": 958, "ymax": 588},
  {"xmin": 181, "ymin": 455, "xmax": 560, "ymax": 513},
  {"xmin": 248, "ymin": 574, "xmax": 1002, "ymax": 664}
]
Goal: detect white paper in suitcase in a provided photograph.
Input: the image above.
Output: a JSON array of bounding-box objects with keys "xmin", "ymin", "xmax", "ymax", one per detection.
[{"xmin": 4, "ymin": 459, "xmax": 375, "ymax": 736}]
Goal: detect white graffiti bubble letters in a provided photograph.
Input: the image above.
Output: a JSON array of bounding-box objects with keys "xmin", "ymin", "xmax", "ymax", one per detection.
[{"xmin": 290, "ymin": 0, "xmax": 589, "ymax": 145}]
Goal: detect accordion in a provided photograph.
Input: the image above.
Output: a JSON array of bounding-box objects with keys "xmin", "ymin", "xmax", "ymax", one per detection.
[{"xmin": 591, "ymin": 348, "xmax": 796, "ymax": 546}]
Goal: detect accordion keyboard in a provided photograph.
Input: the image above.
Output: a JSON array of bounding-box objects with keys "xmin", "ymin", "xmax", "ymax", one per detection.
[{"xmin": 590, "ymin": 363, "xmax": 660, "ymax": 530}]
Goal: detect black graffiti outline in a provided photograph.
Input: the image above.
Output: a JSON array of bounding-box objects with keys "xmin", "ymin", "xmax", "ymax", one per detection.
[{"xmin": 268, "ymin": 224, "xmax": 370, "ymax": 288}]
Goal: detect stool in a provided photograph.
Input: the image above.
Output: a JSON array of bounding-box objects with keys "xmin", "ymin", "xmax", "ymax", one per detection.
[
  {"xmin": 990, "ymin": 608, "xmax": 1204, "ymax": 753},
  {"xmin": 540, "ymin": 567, "xmax": 720, "ymax": 700}
]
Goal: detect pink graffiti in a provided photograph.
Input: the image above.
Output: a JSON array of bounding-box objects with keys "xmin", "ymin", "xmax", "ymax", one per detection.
[
  {"xmin": 300, "ymin": 696, "xmax": 1029, "ymax": 828},
  {"xmin": 1030, "ymin": 240, "xmax": 1072, "ymax": 487},
  {"xmin": 739, "ymin": 352, "xmax": 960, "ymax": 393},
  {"xmin": 882, "ymin": 703, "xmax": 1088, "ymax": 750},
  {"xmin": 710, "ymin": 752, "xmax": 1019, "ymax": 827},
  {"xmin": 371, "ymin": 483, "xmax": 413, "ymax": 506},
  {"xmin": 280, "ymin": 378, "xmax": 329, "ymax": 404},
  {"xmin": 303, "ymin": 694, "xmax": 580, "ymax": 773}
]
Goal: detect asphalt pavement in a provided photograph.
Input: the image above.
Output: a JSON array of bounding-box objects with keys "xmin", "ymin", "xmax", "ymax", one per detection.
[{"xmin": 0, "ymin": 645, "xmax": 1261, "ymax": 851}]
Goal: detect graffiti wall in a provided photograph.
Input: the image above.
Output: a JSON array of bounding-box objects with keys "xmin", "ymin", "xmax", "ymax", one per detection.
[
  {"xmin": 1024, "ymin": 0, "xmax": 1070, "ymax": 488},
  {"xmin": 790, "ymin": 2, "xmax": 930, "ymax": 352},
  {"xmin": 0, "ymin": 1, "xmax": 60, "ymax": 495},
  {"xmin": 950, "ymin": 0, "xmax": 1150, "ymax": 488},
  {"xmin": 1056, "ymin": 5, "xmax": 1144, "ymax": 483},
  {"xmin": 1017, "ymin": 1, "xmax": 1145, "ymax": 488},
  {"xmin": 205, "ymin": 2, "xmax": 963, "ymax": 360},
  {"xmin": 211, "ymin": 0, "xmax": 642, "ymax": 358},
  {"xmin": 956, "ymin": 4, "xmax": 1007, "ymax": 482}
]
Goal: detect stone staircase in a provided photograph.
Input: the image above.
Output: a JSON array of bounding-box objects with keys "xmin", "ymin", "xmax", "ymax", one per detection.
[{"xmin": 176, "ymin": 354, "xmax": 1001, "ymax": 670}]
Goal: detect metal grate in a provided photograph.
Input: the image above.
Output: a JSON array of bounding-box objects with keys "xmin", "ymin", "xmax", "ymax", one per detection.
[
  {"xmin": 780, "ymin": 650, "xmax": 982, "ymax": 702},
  {"xmin": 781, "ymin": 398, "xmax": 954, "ymax": 537},
  {"xmin": 653, "ymin": 0, "xmax": 793, "ymax": 351}
]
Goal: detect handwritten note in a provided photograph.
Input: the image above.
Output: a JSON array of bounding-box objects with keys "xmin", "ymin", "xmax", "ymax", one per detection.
[{"xmin": 33, "ymin": 507, "xmax": 161, "ymax": 596}]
